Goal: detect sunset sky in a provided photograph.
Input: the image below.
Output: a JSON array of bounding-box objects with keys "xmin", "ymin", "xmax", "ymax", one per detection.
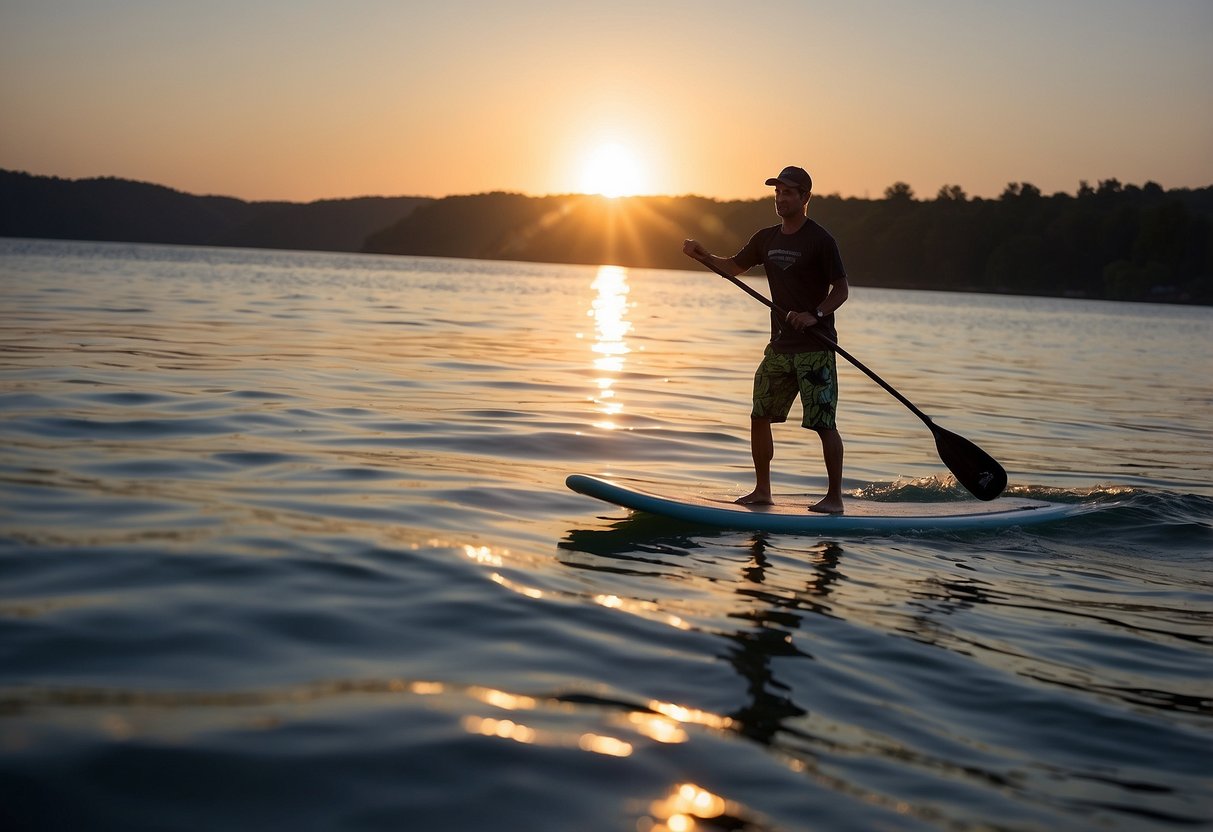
[{"xmin": 2, "ymin": 0, "xmax": 1210, "ymax": 203}]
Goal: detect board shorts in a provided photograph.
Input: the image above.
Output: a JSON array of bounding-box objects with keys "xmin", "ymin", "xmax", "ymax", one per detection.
[{"xmin": 750, "ymin": 345, "xmax": 838, "ymax": 429}]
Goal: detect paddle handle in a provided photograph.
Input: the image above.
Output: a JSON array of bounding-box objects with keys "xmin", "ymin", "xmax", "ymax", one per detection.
[{"xmin": 695, "ymin": 258, "xmax": 934, "ymax": 427}]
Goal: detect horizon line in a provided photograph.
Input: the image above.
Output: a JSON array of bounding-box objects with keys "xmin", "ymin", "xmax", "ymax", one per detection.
[{"xmin": 4, "ymin": 166, "xmax": 1209, "ymax": 207}]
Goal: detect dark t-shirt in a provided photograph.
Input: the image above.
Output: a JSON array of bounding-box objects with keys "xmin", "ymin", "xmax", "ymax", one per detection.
[{"xmin": 733, "ymin": 219, "xmax": 847, "ymax": 354}]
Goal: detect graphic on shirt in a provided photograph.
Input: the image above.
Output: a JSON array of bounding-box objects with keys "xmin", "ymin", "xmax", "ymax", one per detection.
[{"xmin": 767, "ymin": 248, "xmax": 800, "ymax": 270}]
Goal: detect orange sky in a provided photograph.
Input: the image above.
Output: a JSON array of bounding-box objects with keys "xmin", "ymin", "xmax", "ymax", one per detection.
[{"xmin": 2, "ymin": 1, "xmax": 1211, "ymax": 203}]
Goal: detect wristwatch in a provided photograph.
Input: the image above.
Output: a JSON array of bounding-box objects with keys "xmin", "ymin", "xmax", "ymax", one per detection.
[{"xmin": 815, "ymin": 308, "xmax": 826, "ymax": 320}]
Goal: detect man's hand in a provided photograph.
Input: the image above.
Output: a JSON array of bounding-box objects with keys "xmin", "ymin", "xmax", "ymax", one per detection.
[
  {"xmin": 784, "ymin": 310, "xmax": 820, "ymax": 331},
  {"xmin": 682, "ymin": 239, "xmax": 709, "ymax": 261}
]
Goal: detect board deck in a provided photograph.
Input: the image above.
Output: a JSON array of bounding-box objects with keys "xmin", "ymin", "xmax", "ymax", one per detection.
[{"xmin": 566, "ymin": 474, "xmax": 1080, "ymax": 534}]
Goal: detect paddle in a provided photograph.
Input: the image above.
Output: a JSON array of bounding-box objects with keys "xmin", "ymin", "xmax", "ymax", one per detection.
[{"xmin": 693, "ymin": 256, "xmax": 1008, "ymax": 501}]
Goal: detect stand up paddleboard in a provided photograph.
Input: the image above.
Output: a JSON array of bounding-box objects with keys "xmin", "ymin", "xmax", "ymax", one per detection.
[{"xmin": 566, "ymin": 474, "xmax": 1080, "ymax": 534}]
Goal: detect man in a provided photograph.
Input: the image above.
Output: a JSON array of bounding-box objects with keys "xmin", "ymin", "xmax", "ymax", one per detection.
[{"xmin": 683, "ymin": 165, "xmax": 849, "ymax": 513}]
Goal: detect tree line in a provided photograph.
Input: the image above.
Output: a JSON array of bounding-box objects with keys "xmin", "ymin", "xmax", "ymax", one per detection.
[
  {"xmin": 3, "ymin": 168, "xmax": 1209, "ymax": 303},
  {"xmin": 0, "ymin": 169, "xmax": 428, "ymax": 254},
  {"xmin": 808, "ymin": 180, "xmax": 1212, "ymax": 302},
  {"xmin": 365, "ymin": 180, "xmax": 1211, "ymax": 303}
]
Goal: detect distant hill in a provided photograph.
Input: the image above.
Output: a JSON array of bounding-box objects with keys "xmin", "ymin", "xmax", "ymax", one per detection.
[
  {"xmin": 363, "ymin": 192, "xmax": 744, "ymax": 271},
  {"xmin": 0, "ymin": 169, "xmax": 429, "ymax": 253},
  {"xmin": 3, "ymin": 169, "xmax": 1210, "ymax": 303},
  {"xmin": 366, "ymin": 185, "xmax": 1213, "ymax": 304}
]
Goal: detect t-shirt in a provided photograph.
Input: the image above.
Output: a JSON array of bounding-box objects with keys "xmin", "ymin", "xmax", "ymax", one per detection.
[{"xmin": 733, "ymin": 219, "xmax": 847, "ymax": 354}]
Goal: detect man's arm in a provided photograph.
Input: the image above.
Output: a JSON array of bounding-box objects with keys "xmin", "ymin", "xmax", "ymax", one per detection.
[
  {"xmin": 786, "ymin": 277, "xmax": 849, "ymax": 330},
  {"xmin": 682, "ymin": 239, "xmax": 744, "ymax": 277}
]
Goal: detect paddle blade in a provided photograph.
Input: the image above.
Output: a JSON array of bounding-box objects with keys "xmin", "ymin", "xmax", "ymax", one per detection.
[{"xmin": 932, "ymin": 424, "xmax": 1007, "ymax": 501}]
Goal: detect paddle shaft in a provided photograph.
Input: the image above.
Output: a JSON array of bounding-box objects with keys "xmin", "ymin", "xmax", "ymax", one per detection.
[{"xmin": 696, "ymin": 258, "xmax": 934, "ymax": 427}]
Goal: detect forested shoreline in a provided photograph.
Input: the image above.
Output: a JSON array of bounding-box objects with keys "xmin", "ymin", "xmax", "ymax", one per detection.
[
  {"xmin": 3, "ymin": 169, "xmax": 1209, "ymax": 303},
  {"xmin": 365, "ymin": 181, "xmax": 1212, "ymax": 303}
]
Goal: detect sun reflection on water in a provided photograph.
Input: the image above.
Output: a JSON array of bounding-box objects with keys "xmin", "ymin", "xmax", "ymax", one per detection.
[
  {"xmin": 623, "ymin": 712, "xmax": 688, "ymax": 744},
  {"xmin": 468, "ymin": 686, "xmax": 537, "ymax": 711},
  {"xmin": 585, "ymin": 265, "xmax": 632, "ymax": 429},
  {"xmin": 462, "ymin": 715, "xmax": 635, "ymax": 758},
  {"xmin": 641, "ymin": 783, "xmax": 737, "ymax": 832},
  {"xmin": 462, "ymin": 544, "xmax": 504, "ymax": 567}
]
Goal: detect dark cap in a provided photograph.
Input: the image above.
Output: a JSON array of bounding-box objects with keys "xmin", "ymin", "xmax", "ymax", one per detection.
[{"xmin": 765, "ymin": 166, "xmax": 813, "ymax": 192}]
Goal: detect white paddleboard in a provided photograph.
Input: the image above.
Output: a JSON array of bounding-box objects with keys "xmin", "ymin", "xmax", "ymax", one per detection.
[{"xmin": 566, "ymin": 474, "xmax": 1080, "ymax": 534}]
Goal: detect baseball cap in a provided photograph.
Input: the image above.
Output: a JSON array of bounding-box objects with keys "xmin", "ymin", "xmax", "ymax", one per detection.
[{"xmin": 765, "ymin": 166, "xmax": 813, "ymax": 192}]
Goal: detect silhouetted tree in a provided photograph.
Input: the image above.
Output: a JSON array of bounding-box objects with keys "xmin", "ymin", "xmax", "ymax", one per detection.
[
  {"xmin": 883, "ymin": 182, "xmax": 916, "ymax": 201},
  {"xmin": 1000, "ymin": 182, "xmax": 1042, "ymax": 200}
]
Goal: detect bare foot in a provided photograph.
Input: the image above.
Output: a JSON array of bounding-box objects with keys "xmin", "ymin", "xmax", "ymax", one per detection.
[
  {"xmin": 809, "ymin": 498, "xmax": 844, "ymax": 515},
  {"xmin": 735, "ymin": 491, "xmax": 773, "ymax": 506}
]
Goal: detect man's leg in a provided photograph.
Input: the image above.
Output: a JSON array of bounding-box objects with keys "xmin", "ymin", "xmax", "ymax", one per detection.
[
  {"xmin": 736, "ymin": 416, "xmax": 774, "ymax": 505},
  {"xmin": 810, "ymin": 427, "xmax": 845, "ymax": 514}
]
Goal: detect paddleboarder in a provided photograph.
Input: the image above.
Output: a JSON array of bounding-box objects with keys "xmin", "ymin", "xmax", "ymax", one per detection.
[{"xmin": 684, "ymin": 165, "xmax": 850, "ymax": 513}]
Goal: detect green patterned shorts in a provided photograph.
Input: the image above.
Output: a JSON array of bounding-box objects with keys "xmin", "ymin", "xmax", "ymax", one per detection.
[{"xmin": 750, "ymin": 346, "xmax": 838, "ymax": 429}]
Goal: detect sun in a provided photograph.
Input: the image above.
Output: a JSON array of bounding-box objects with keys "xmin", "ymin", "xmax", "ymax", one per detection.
[{"xmin": 578, "ymin": 142, "xmax": 646, "ymax": 198}]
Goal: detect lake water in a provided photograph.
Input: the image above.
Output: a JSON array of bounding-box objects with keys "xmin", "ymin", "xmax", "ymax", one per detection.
[{"xmin": 1, "ymin": 238, "xmax": 1210, "ymax": 831}]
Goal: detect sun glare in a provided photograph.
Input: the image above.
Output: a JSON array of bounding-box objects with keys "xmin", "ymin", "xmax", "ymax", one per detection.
[{"xmin": 578, "ymin": 142, "xmax": 646, "ymax": 198}]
